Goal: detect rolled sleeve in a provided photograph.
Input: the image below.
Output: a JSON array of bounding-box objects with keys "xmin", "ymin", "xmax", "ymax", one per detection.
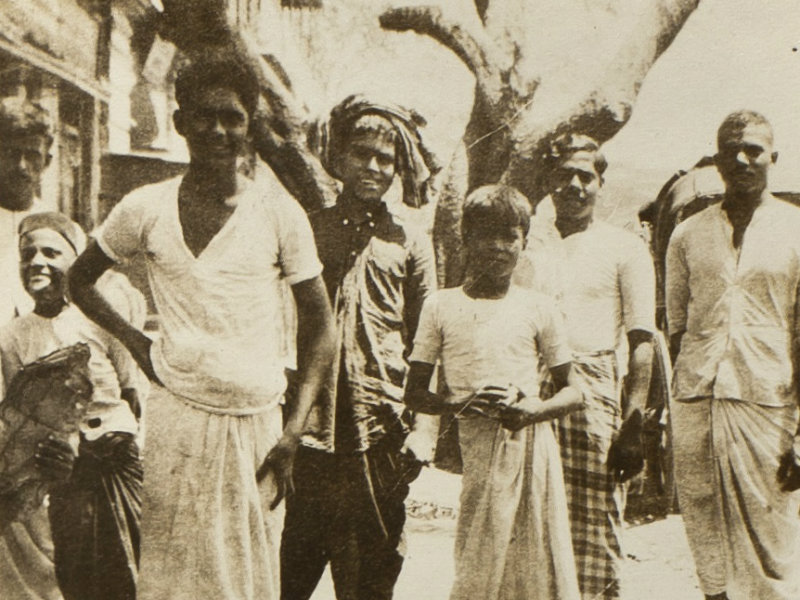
[
  {"xmin": 620, "ymin": 237, "xmax": 657, "ymax": 334},
  {"xmin": 665, "ymin": 231, "xmax": 689, "ymax": 337},
  {"xmin": 96, "ymin": 192, "xmax": 150, "ymax": 263},
  {"xmin": 537, "ymin": 301, "xmax": 571, "ymax": 368},
  {"xmin": 408, "ymin": 295, "xmax": 441, "ymax": 365},
  {"xmin": 276, "ymin": 195, "xmax": 323, "ymax": 286}
]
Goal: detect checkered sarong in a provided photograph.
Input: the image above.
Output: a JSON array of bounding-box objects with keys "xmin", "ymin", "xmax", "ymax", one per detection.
[{"xmin": 558, "ymin": 351, "xmax": 625, "ymax": 600}]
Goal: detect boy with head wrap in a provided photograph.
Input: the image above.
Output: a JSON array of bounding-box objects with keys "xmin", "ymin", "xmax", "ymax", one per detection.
[
  {"xmin": 0, "ymin": 212, "xmax": 144, "ymax": 600},
  {"xmin": 280, "ymin": 95, "xmax": 439, "ymax": 600}
]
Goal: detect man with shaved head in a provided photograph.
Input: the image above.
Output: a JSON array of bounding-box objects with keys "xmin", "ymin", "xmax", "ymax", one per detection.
[{"xmin": 667, "ymin": 111, "xmax": 800, "ymax": 600}]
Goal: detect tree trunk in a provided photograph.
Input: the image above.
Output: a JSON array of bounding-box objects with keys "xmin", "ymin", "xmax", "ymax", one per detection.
[{"xmin": 381, "ymin": 0, "xmax": 701, "ymax": 286}]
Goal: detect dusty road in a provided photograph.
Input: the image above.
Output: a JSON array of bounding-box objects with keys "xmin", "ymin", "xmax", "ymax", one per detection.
[{"xmin": 311, "ymin": 468, "xmax": 703, "ymax": 600}]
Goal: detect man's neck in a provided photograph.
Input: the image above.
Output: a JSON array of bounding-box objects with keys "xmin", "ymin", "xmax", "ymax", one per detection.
[
  {"xmin": 463, "ymin": 272, "xmax": 512, "ymax": 299},
  {"xmin": 0, "ymin": 196, "xmax": 34, "ymax": 213},
  {"xmin": 721, "ymin": 190, "xmax": 768, "ymax": 248},
  {"xmin": 555, "ymin": 214, "xmax": 592, "ymax": 238},
  {"xmin": 184, "ymin": 164, "xmax": 240, "ymax": 202},
  {"xmin": 34, "ymin": 298, "xmax": 67, "ymax": 319},
  {"xmin": 338, "ymin": 192, "xmax": 383, "ymax": 220}
]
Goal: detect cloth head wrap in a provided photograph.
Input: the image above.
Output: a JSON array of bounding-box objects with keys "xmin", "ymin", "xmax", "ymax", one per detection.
[
  {"xmin": 312, "ymin": 94, "xmax": 440, "ymax": 208},
  {"xmin": 18, "ymin": 211, "xmax": 87, "ymax": 255}
]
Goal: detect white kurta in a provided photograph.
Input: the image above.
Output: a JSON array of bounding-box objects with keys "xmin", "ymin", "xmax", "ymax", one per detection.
[
  {"xmin": 666, "ymin": 197, "xmax": 800, "ymax": 599},
  {"xmin": 411, "ymin": 286, "xmax": 579, "ymax": 600},
  {"xmin": 97, "ymin": 169, "xmax": 322, "ymax": 600}
]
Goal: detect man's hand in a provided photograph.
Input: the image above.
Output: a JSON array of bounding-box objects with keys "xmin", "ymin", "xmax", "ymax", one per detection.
[
  {"xmin": 127, "ymin": 333, "xmax": 161, "ymax": 385},
  {"xmin": 256, "ymin": 435, "xmax": 299, "ymax": 510},
  {"xmin": 607, "ymin": 409, "xmax": 645, "ymax": 483},
  {"xmin": 34, "ymin": 436, "xmax": 75, "ymax": 483},
  {"xmin": 401, "ymin": 426, "xmax": 436, "ymax": 464},
  {"xmin": 777, "ymin": 450, "xmax": 800, "ymax": 492}
]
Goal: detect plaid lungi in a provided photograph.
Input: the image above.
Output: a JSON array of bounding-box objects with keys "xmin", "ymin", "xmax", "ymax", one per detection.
[{"xmin": 558, "ymin": 351, "xmax": 624, "ymax": 600}]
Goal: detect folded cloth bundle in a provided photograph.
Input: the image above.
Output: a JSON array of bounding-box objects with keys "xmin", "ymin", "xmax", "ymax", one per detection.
[{"xmin": 0, "ymin": 343, "xmax": 92, "ymax": 526}]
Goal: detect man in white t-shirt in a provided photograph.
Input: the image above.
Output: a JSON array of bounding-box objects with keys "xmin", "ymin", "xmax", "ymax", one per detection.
[
  {"xmin": 69, "ymin": 55, "xmax": 335, "ymax": 600},
  {"xmin": 0, "ymin": 96, "xmax": 53, "ymax": 325},
  {"xmin": 533, "ymin": 133, "xmax": 656, "ymax": 600}
]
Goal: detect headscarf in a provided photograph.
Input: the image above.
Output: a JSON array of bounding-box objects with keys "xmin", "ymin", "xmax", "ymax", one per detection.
[
  {"xmin": 312, "ymin": 94, "xmax": 440, "ymax": 208},
  {"xmin": 18, "ymin": 211, "xmax": 87, "ymax": 255}
]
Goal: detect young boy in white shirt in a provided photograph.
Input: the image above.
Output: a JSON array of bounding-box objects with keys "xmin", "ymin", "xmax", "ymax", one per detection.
[{"xmin": 404, "ymin": 184, "xmax": 583, "ymax": 600}]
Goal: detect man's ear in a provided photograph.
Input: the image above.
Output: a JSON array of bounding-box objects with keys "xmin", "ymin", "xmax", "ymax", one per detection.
[
  {"xmin": 44, "ymin": 153, "xmax": 52, "ymax": 170},
  {"xmin": 771, "ymin": 151, "xmax": 779, "ymax": 164},
  {"xmin": 173, "ymin": 109, "xmax": 185, "ymax": 137}
]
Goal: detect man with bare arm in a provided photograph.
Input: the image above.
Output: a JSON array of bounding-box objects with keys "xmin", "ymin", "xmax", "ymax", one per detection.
[
  {"xmin": 668, "ymin": 111, "xmax": 800, "ymax": 600},
  {"xmin": 68, "ymin": 55, "xmax": 335, "ymax": 600},
  {"xmin": 536, "ymin": 134, "xmax": 656, "ymax": 599}
]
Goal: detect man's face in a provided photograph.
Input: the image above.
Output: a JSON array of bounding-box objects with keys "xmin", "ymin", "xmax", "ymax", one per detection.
[
  {"xmin": 19, "ymin": 229, "xmax": 76, "ymax": 303},
  {"xmin": 175, "ymin": 86, "xmax": 251, "ymax": 168},
  {"xmin": 464, "ymin": 225, "xmax": 526, "ymax": 282},
  {"xmin": 0, "ymin": 135, "xmax": 50, "ymax": 211},
  {"xmin": 715, "ymin": 121, "xmax": 775, "ymax": 199},
  {"xmin": 549, "ymin": 151, "xmax": 601, "ymax": 222},
  {"xmin": 339, "ymin": 128, "xmax": 396, "ymax": 203}
]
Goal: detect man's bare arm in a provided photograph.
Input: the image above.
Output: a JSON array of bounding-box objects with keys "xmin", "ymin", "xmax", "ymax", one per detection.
[
  {"xmin": 625, "ymin": 328, "xmax": 654, "ymax": 419},
  {"xmin": 257, "ymin": 275, "xmax": 335, "ymax": 508},
  {"xmin": 283, "ymin": 275, "xmax": 335, "ymax": 439},
  {"xmin": 69, "ymin": 241, "xmax": 159, "ymax": 382}
]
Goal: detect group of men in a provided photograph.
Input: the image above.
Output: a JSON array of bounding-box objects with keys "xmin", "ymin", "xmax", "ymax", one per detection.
[{"xmin": 0, "ymin": 50, "xmax": 799, "ymax": 600}]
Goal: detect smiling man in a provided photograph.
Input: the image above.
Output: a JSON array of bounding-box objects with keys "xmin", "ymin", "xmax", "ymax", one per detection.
[
  {"xmin": 531, "ymin": 133, "xmax": 656, "ymax": 600},
  {"xmin": 279, "ymin": 96, "xmax": 439, "ymax": 600},
  {"xmin": 68, "ymin": 55, "xmax": 335, "ymax": 600},
  {"xmin": 667, "ymin": 111, "xmax": 800, "ymax": 600}
]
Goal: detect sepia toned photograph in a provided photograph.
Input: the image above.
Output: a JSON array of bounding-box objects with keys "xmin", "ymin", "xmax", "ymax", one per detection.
[{"xmin": 0, "ymin": 1, "xmax": 799, "ymax": 599}]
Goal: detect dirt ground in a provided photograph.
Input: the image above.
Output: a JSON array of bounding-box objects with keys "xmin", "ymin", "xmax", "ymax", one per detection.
[{"xmin": 311, "ymin": 468, "xmax": 704, "ymax": 600}]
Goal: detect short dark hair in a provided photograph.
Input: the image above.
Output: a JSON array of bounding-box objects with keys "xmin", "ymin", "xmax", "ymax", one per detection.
[
  {"xmin": 717, "ymin": 110, "xmax": 773, "ymax": 148},
  {"xmin": 543, "ymin": 132, "xmax": 607, "ymax": 180},
  {"xmin": 462, "ymin": 184, "xmax": 531, "ymax": 240},
  {"xmin": 174, "ymin": 53, "xmax": 260, "ymax": 117},
  {"xmin": 0, "ymin": 96, "xmax": 54, "ymax": 150}
]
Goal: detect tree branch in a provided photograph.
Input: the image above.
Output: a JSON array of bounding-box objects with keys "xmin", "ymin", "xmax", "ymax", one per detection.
[{"xmin": 379, "ymin": 6, "xmax": 494, "ymax": 79}]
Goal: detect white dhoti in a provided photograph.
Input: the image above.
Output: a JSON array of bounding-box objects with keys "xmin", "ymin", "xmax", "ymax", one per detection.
[
  {"xmin": 450, "ymin": 417, "xmax": 580, "ymax": 600},
  {"xmin": 137, "ymin": 386, "xmax": 284, "ymax": 600},
  {"xmin": 672, "ymin": 397, "xmax": 800, "ymax": 600}
]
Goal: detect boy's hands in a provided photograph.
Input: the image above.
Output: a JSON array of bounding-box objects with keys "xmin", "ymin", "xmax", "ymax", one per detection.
[
  {"xmin": 464, "ymin": 384, "xmax": 536, "ymax": 431},
  {"xmin": 608, "ymin": 409, "xmax": 645, "ymax": 483}
]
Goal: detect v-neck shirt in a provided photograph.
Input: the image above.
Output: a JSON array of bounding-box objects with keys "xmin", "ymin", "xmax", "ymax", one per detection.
[
  {"xmin": 667, "ymin": 196, "xmax": 800, "ymax": 406},
  {"xmin": 97, "ymin": 172, "xmax": 322, "ymax": 412}
]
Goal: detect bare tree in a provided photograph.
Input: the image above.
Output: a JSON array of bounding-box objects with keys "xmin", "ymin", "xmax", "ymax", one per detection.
[{"xmin": 380, "ymin": 0, "xmax": 701, "ymax": 285}]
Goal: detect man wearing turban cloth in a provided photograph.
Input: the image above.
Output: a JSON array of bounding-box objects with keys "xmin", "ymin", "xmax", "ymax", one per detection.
[
  {"xmin": 0, "ymin": 212, "xmax": 145, "ymax": 600},
  {"xmin": 280, "ymin": 96, "xmax": 440, "ymax": 600}
]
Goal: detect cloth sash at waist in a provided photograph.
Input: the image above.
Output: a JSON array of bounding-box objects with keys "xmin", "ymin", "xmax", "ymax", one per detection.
[{"xmin": 165, "ymin": 387, "xmax": 283, "ymax": 417}]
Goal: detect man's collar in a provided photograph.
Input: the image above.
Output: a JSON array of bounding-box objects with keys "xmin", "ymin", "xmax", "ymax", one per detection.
[{"xmin": 336, "ymin": 196, "xmax": 390, "ymax": 226}]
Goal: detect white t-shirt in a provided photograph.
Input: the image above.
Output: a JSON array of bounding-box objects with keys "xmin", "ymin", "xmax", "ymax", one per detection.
[
  {"xmin": 409, "ymin": 286, "xmax": 570, "ymax": 406},
  {"xmin": 0, "ymin": 306, "xmax": 139, "ymax": 440},
  {"xmin": 97, "ymin": 171, "xmax": 322, "ymax": 412}
]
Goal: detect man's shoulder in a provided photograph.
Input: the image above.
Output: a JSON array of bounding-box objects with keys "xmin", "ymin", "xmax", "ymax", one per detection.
[
  {"xmin": 117, "ymin": 176, "xmax": 182, "ymax": 213},
  {"xmin": 0, "ymin": 313, "xmax": 41, "ymax": 351},
  {"xmin": 591, "ymin": 220, "xmax": 649, "ymax": 254}
]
